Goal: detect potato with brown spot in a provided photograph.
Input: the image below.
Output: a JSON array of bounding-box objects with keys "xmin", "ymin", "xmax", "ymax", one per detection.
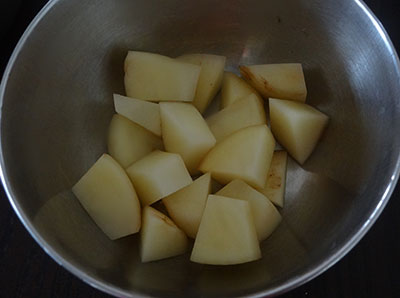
[
  {"xmin": 239, "ymin": 63, "xmax": 307, "ymax": 102},
  {"xmin": 257, "ymin": 151, "xmax": 288, "ymax": 207},
  {"xmin": 140, "ymin": 206, "xmax": 188, "ymax": 262}
]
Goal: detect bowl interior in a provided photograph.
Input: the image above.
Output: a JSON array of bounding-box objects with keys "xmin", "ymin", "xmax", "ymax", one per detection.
[{"xmin": 1, "ymin": 0, "xmax": 400, "ymax": 297}]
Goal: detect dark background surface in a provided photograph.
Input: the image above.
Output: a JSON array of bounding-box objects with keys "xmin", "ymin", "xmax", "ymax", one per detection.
[{"xmin": 0, "ymin": 0, "xmax": 399, "ymax": 297}]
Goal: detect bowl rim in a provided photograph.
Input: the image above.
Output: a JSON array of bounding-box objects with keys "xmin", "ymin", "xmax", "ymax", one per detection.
[{"xmin": 1, "ymin": 0, "xmax": 400, "ymax": 297}]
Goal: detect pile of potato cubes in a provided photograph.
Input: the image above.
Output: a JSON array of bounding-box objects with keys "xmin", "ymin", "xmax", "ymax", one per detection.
[{"xmin": 72, "ymin": 51, "xmax": 329, "ymax": 264}]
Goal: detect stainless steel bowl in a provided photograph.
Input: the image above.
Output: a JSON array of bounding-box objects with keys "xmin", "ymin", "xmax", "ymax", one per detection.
[{"xmin": 1, "ymin": 0, "xmax": 400, "ymax": 296}]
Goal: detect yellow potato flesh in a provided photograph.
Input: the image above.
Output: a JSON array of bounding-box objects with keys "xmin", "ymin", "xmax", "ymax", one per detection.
[
  {"xmin": 257, "ymin": 151, "xmax": 288, "ymax": 207},
  {"xmin": 269, "ymin": 98, "xmax": 329, "ymax": 164},
  {"xmin": 190, "ymin": 195, "xmax": 261, "ymax": 265},
  {"xmin": 160, "ymin": 102, "xmax": 216, "ymax": 174},
  {"xmin": 177, "ymin": 54, "xmax": 226, "ymax": 113},
  {"xmin": 126, "ymin": 150, "xmax": 192, "ymax": 206},
  {"xmin": 199, "ymin": 125, "xmax": 275, "ymax": 189},
  {"xmin": 140, "ymin": 206, "xmax": 188, "ymax": 262},
  {"xmin": 163, "ymin": 173, "xmax": 211, "ymax": 238},
  {"xmin": 220, "ymin": 72, "xmax": 261, "ymax": 108},
  {"xmin": 124, "ymin": 51, "xmax": 200, "ymax": 102},
  {"xmin": 207, "ymin": 93, "xmax": 266, "ymax": 142},
  {"xmin": 72, "ymin": 154, "xmax": 141, "ymax": 240},
  {"xmin": 240, "ymin": 63, "xmax": 307, "ymax": 102},
  {"xmin": 216, "ymin": 179, "xmax": 282, "ymax": 241},
  {"xmin": 113, "ymin": 94, "xmax": 161, "ymax": 136},
  {"xmin": 108, "ymin": 114, "xmax": 163, "ymax": 168}
]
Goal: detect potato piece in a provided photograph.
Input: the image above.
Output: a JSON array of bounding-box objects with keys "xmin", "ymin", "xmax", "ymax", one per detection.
[
  {"xmin": 72, "ymin": 154, "xmax": 141, "ymax": 240},
  {"xmin": 108, "ymin": 114, "xmax": 163, "ymax": 168},
  {"xmin": 240, "ymin": 63, "xmax": 307, "ymax": 102},
  {"xmin": 190, "ymin": 195, "xmax": 261, "ymax": 265},
  {"xmin": 126, "ymin": 150, "xmax": 192, "ymax": 206},
  {"xmin": 269, "ymin": 98, "xmax": 329, "ymax": 164},
  {"xmin": 114, "ymin": 94, "xmax": 161, "ymax": 136},
  {"xmin": 199, "ymin": 125, "xmax": 275, "ymax": 189},
  {"xmin": 176, "ymin": 54, "xmax": 226, "ymax": 113},
  {"xmin": 163, "ymin": 173, "xmax": 211, "ymax": 238},
  {"xmin": 257, "ymin": 151, "xmax": 288, "ymax": 207},
  {"xmin": 140, "ymin": 206, "xmax": 188, "ymax": 262},
  {"xmin": 124, "ymin": 51, "xmax": 201, "ymax": 102},
  {"xmin": 206, "ymin": 93, "xmax": 266, "ymax": 142},
  {"xmin": 160, "ymin": 102, "xmax": 216, "ymax": 174},
  {"xmin": 216, "ymin": 180, "xmax": 281, "ymax": 241},
  {"xmin": 220, "ymin": 72, "xmax": 261, "ymax": 108}
]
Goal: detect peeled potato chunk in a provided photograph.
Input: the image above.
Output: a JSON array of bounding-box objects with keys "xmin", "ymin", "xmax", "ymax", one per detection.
[
  {"xmin": 160, "ymin": 102, "xmax": 216, "ymax": 174},
  {"xmin": 72, "ymin": 154, "xmax": 141, "ymax": 240},
  {"xmin": 124, "ymin": 51, "xmax": 200, "ymax": 102},
  {"xmin": 140, "ymin": 206, "xmax": 188, "ymax": 262},
  {"xmin": 216, "ymin": 179, "xmax": 282, "ymax": 241},
  {"xmin": 108, "ymin": 114, "xmax": 163, "ymax": 168},
  {"xmin": 240, "ymin": 63, "xmax": 307, "ymax": 102},
  {"xmin": 114, "ymin": 94, "xmax": 161, "ymax": 136},
  {"xmin": 199, "ymin": 125, "xmax": 275, "ymax": 189},
  {"xmin": 206, "ymin": 93, "xmax": 266, "ymax": 142},
  {"xmin": 257, "ymin": 151, "xmax": 288, "ymax": 207},
  {"xmin": 269, "ymin": 98, "xmax": 329, "ymax": 164},
  {"xmin": 190, "ymin": 195, "xmax": 261, "ymax": 265},
  {"xmin": 126, "ymin": 150, "xmax": 192, "ymax": 206},
  {"xmin": 220, "ymin": 72, "xmax": 261, "ymax": 108},
  {"xmin": 163, "ymin": 173, "xmax": 211, "ymax": 238},
  {"xmin": 176, "ymin": 54, "xmax": 226, "ymax": 113}
]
